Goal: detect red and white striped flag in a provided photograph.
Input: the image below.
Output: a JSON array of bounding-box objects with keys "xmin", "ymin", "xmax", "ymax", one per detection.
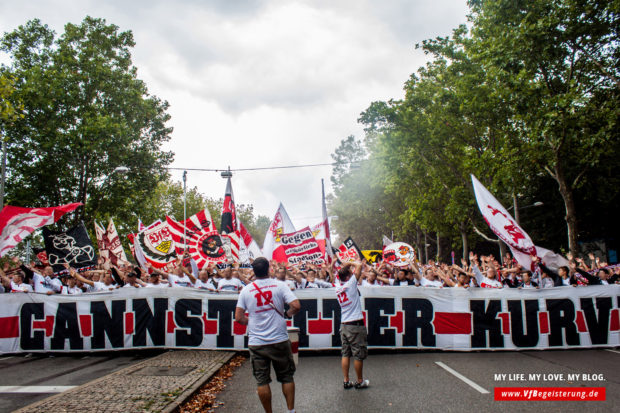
[
  {"xmin": 0, "ymin": 203, "xmax": 81, "ymax": 257},
  {"xmin": 166, "ymin": 209, "xmax": 229, "ymax": 268}
]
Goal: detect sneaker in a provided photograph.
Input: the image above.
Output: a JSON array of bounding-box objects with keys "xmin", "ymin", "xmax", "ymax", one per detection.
[
  {"xmin": 343, "ymin": 381, "xmax": 354, "ymax": 389},
  {"xmin": 354, "ymin": 379, "xmax": 370, "ymax": 389}
]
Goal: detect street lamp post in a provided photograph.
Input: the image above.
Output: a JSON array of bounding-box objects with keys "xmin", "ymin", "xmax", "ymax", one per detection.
[
  {"xmin": 1, "ymin": 130, "xmax": 6, "ymax": 210},
  {"xmin": 183, "ymin": 170, "xmax": 187, "ymax": 249}
]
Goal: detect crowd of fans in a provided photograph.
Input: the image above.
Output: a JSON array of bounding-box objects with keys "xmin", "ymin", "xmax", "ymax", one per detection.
[{"xmin": 0, "ymin": 250, "xmax": 618, "ymax": 295}]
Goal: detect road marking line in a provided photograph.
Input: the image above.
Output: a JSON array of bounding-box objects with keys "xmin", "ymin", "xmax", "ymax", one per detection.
[
  {"xmin": 0, "ymin": 357, "xmax": 14, "ymax": 361},
  {"xmin": 606, "ymin": 349, "xmax": 620, "ymax": 355},
  {"xmin": 0, "ymin": 385, "xmax": 77, "ymax": 393},
  {"xmin": 435, "ymin": 361, "xmax": 490, "ymax": 394}
]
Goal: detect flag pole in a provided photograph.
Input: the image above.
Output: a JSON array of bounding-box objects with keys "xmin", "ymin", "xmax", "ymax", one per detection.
[{"xmin": 183, "ymin": 170, "xmax": 187, "ymax": 251}]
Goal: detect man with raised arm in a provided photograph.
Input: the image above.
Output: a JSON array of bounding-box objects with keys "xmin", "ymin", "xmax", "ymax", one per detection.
[
  {"xmin": 235, "ymin": 257, "xmax": 301, "ymax": 413},
  {"xmin": 336, "ymin": 260, "xmax": 370, "ymax": 389}
]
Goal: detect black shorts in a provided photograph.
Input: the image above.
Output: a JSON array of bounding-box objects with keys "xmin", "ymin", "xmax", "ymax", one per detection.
[{"xmin": 249, "ymin": 340, "xmax": 296, "ymax": 386}]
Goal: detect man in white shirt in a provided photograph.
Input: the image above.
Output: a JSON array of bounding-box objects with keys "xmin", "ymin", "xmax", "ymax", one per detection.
[
  {"xmin": 0, "ymin": 270, "xmax": 33, "ymax": 293},
  {"xmin": 217, "ymin": 267, "xmax": 245, "ymax": 292},
  {"xmin": 471, "ymin": 254, "xmax": 503, "ymax": 288},
  {"xmin": 194, "ymin": 269, "xmax": 217, "ymax": 291},
  {"xmin": 336, "ymin": 261, "xmax": 369, "ymax": 389},
  {"xmin": 275, "ymin": 267, "xmax": 297, "ymax": 290},
  {"xmin": 235, "ymin": 257, "xmax": 301, "ymax": 413}
]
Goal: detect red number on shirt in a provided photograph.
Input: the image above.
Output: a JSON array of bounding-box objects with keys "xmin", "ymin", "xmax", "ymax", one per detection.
[
  {"xmin": 254, "ymin": 290, "xmax": 273, "ymax": 306},
  {"xmin": 337, "ymin": 291, "xmax": 349, "ymax": 304}
]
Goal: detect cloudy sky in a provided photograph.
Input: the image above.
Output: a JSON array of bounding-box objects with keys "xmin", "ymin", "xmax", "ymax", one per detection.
[{"xmin": 0, "ymin": 0, "xmax": 469, "ymax": 229}]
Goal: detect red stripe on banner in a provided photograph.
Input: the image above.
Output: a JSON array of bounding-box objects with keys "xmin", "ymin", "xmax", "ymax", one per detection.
[
  {"xmin": 498, "ymin": 313, "xmax": 510, "ymax": 335},
  {"xmin": 539, "ymin": 312, "xmax": 549, "ymax": 334},
  {"xmin": 32, "ymin": 316, "xmax": 55, "ymax": 337},
  {"xmin": 433, "ymin": 312, "xmax": 472, "ymax": 334},
  {"xmin": 363, "ymin": 311, "xmax": 367, "ymax": 326},
  {"xmin": 79, "ymin": 315, "xmax": 92, "ymax": 337},
  {"xmin": 201, "ymin": 313, "xmax": 218, "ymax": 335},
  {"xmin": 0, "ymin": 316, "xmax": 19, "ymax": 338},
  {"xmin": 167, "ymin": 311, "xmax": 177, "ymax": 334},
  {"xmin": 609, "ymin": 309, "xmax": 619, "ymax": 331},
  {"xmin": 291, "ymin": 341, "xmax": 299, "ymax": 353},
  {"xmin": 576, "ymin": 310, "xmax": 587, "ymax": 333},
  {"xmin": 286, "ymin": 320, "xmax": 292, "ymax": 327},
  {"xmin": 308, "ymin": 312, "xmax": 333, "ymax": 335},
  {"xmin": 389, "ymin": 311, "xmax": 404, "ymax": 334},
  {"xmin": 233, "ymin": 320, "xmax": 247, "ymax": 335},
  {"xmin": 125, "ymin": 312, "xmax": 134, "ymax": 335}
]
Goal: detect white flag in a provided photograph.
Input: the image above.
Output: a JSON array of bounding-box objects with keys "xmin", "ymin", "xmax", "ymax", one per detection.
[
  {"xmin": 263, "ymin": 203, "xmax": 295, "ymax": 261},
  {"xmin": 471, "ymin": 175, "xmax": 567, "ymax": 270}
]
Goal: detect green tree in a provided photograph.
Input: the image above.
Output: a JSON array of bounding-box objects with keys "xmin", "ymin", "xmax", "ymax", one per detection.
[
  {"xmin": 0, "ymin": 17, "xmax": 173, "ymax": 230},
  {"xmin": 468, "ymin": 0, "xmax": 620, "ymax": 254}
]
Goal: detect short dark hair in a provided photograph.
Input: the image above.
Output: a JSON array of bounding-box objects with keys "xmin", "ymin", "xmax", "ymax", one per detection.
[
  {"xmin": 252, "ymin": 257, "xmax": 270, "ymax": 278},
  {"xmin": 338, "ymin": 266, "xmax": 350, "ymax": 281}
]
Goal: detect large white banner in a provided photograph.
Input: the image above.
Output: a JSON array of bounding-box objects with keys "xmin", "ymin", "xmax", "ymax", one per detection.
[{"xmin": 0, "ymin": 286, "xmax": 618, "ymax": 353}]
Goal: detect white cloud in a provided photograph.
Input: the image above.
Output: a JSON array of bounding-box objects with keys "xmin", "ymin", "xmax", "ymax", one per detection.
[{"xmin": 0, "ymin": 0, "xmax": 470, "ymax": 234}]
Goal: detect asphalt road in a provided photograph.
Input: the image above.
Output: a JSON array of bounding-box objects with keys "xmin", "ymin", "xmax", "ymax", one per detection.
[
  {"xmin": 0, "ymin": 350, "xmax": 163, "ymax": 412},
  {"xmin": 216, "ymin": 349, "xmax": 620, "ymax": 413}
]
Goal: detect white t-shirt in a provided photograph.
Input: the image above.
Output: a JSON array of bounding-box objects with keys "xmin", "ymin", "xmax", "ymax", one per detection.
[
  {"xmin": 145, "ymin": 282, "xmax": 169, "ymax": 288},
  {"xmin": 32, "ymin": 273, "xmax": 63, "ymax": 293},
  {"xmin": 123, "ymin": 283, "xmax": 141, "ymax": 288},
  {"xmin": 361, "ymin": 279, "xmax": 380, "ymax": 287},
  {"xmin": 540, "ymin": 277, "xmax": 555, "ymax": 289},
  {"xmin": 480, "ymin": 277, "xmax": 503, "ymax": 288},
  {"xmin": 236, "ymin": 278, "xmax": 298, "ymax": 346},
  {"xmin": 218, "ymin": 277, "xmax": 245, "ymax": 292},
  {"xmin": 87, "ymin": 281, "xmax": 111, "ymax": 292},
  {"xmin": 473, "ymin": 265, "xmax": 503, "ymax": 288},
  {"xmin": 299, "ymin": 279, "xmax": 333, "ymax": 289},
  {"xmin": 66, "ymin": 286, "xmax": 83, "ymax": 295},
  {"xmin": 419, "ymin": 278, "xmax": 443, "ymax": 288},
  {"xmin": 167, "ymin": 274, "xmax": 193, "ymax": 288},
  {"xmin": 10, "ymin": 281, "xmax": 33, "ymax": 293},
  {"xmin": 194, "ymin": 278, "xmax": 217, "ymax": 291},
  {"xmin": 282, "ymin": 279, "xmax": 297, "ymax": 290},
  {"xmin": 388, "ymin": 279, "xmax": 412, "ymax": 286},
  {"xmin": 335, "ymin": 276, "xmax": 364, "ymax": 323}
]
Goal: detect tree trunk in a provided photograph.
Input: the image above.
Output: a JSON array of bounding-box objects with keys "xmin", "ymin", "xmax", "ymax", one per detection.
[
  {"xmin": 460, "ymin": 224, "xmax": 468, "ymax": 260},
  {"xmin": 436, "ymin": 233, "xmax": 441, "ymax": 261},
  {"xmin": 416, "ymin": 229, "xmax": 422, "ymax": 261},
  {"xmin": 498, "ymin": 239, "xmax": 508, "ymax": 261},
  {"xmin": 555, "ymin": 162, "xmax": 579, "ymax": 255},
  {"xmin": 424, "ymin": 231, "xmax": 428, "ymax": 264}
]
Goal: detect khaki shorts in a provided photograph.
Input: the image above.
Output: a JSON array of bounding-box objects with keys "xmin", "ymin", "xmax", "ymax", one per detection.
[
  {"xmin": 340, "ymin": 323, "xmax": 368, "ymax": 361},
  {"xmin": 249, "ymin": 340, "xmax": 296, "ymax": 386}
]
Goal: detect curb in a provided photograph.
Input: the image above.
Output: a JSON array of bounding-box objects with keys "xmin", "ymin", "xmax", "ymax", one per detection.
[
  {"xmin": 161, "ymin": 353, "xmax": 235, "ymax": 413},
  {"xmin": 14, "ymin": 350, "xmax": 236, "ymax": 413}
]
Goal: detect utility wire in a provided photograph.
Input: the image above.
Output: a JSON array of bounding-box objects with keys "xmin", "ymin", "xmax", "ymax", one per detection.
[{"xmin": 165, "ymin": 158, "xmax": 377, "ymax": 173}]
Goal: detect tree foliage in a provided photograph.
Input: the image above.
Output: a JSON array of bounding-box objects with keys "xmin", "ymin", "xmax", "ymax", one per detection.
[
  {"xmin": 329, "ymin": 0, "xmax": 620, "ymax": 259},
  {"xmin": 0, "ymin": 17, "xmax": 173, "ymax": 230}
]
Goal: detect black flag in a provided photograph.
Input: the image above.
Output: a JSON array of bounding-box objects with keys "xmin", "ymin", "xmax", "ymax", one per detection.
[{"xmin": 43, "ymin": 222, "xmax": 97, "ymax": 273}]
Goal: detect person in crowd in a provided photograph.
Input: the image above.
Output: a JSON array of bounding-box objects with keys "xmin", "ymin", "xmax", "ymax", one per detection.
[
  {"xmin": 518, "ymin": 271, "xmax": 538, "ymax": 289},
  {"xmin": 217, "ymin": 264, "xmax": 247, "ymax": 292},
  {"xmin": 470, "ymin": 253, "xmax": 503, "ymax": 288},
  {"xmin": 235, "ymin": 257, "xmax": 301, "ymax": 413},
  {"xmin": 194, "ymin": 268, "xmax": 217, "ymax": 291},
  {"xmin": 0, "ymin": 267, "xmax": 33, "ymax": 292},
  {"xmin": 274, "ymin": 266, "xmax": 297, "ymax": 290},
  {"xmin": 410, "ymin": 261, "xmax": 443, "ymax": 287},
  {"xmin": 336, "ymin": 261, "xmax": 369, "ymax": 389}
]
